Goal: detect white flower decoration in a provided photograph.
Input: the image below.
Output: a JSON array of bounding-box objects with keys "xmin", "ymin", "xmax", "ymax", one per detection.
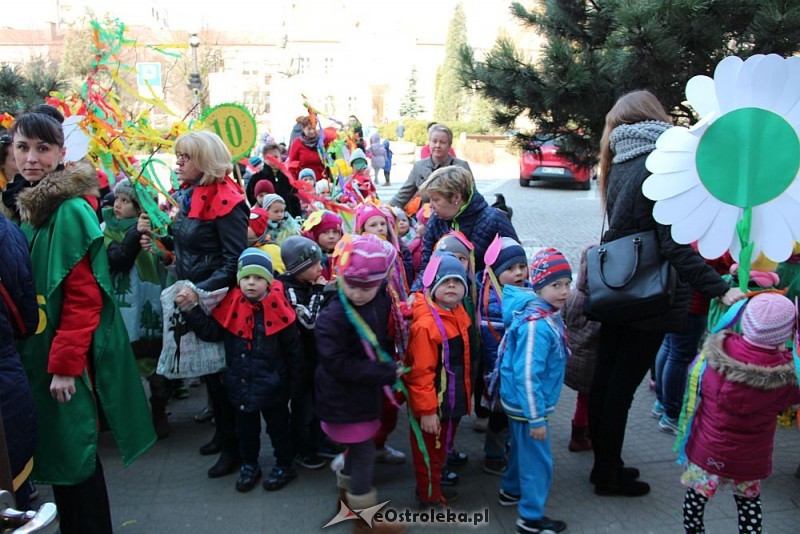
[{"xmin": 643, "ymin": 54, "xmax": 800, "ymax": 262}]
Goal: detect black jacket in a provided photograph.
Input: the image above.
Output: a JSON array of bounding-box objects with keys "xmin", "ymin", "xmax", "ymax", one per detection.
[
  {"xmin": 603, "ymin": 155, "xmax": 729, "ymax": 332},
  {"xmin": 106, "ymin": 224, "xmax": 143, "ymax": 274},
  {"xmin": 314, "ymin": 284, "xmax": 397, "ymax": 424},
  {"xmin": 184, "ymin": 303, "xmax": 303, "ymax": 412},
  {"xmin": 246, "ymin": 167, "xmax": 301, "ymax": 217},
  {"xmin": 171, "ymin": 200, "xmax": 248, "ymax": 292},
  {"xmin": 278, "ymin": 274, "xmax": 325, "ymax": 383}
]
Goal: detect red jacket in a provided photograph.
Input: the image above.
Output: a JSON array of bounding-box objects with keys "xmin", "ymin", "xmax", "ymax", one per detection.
[
  {"xmin": 404, "ymin": 297, "xmax": 471, "ymax": 418},
  {"xmin": 288, "ymin": 137, "xmax": 326, "ymax": 182},
  {"xmin": 685, "ymin": 332, "xmax": 800, "ymax": 480}
]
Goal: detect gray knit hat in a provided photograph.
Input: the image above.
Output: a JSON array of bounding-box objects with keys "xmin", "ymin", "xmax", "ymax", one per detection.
[
  {"xmin": 281, "ymin": 236, "xmax": 323, "ymax": 276},
  {"xmin": 113, "ymin": 179, "xmax": 140, "ymax": 209}
]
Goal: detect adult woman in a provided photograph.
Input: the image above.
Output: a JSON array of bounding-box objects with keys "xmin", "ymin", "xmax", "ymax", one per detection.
[
  {"xmin": 287, "ymin": 116, "xmax": 326, "ymax": 183},
  {"xmin": 142, "ymin": 130, "xmax": 248, "ymax": 478},
  {"xmin": 589, "ymin": 91, "xmax": 743, "ymax": 497},
  {"xmin": 390, "ymin": 124, "xmax": 470, "ymax": 211},
  {"xmin": 14, "ymin": 112, "xmax": 155, "ymax": 533}
]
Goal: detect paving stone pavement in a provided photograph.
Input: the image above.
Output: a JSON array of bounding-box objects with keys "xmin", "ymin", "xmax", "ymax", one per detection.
[{"xmin": 32, "ymin": 163, "xmax": 800, "ymax": 532}]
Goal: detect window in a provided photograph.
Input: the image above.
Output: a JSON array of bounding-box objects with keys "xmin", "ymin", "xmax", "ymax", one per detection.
[
  {"xmin": 297, "ymin": 57, "xmax": 309, "ymax": 74},
  {"xmin": 325, "ymin": 95, "xmax": 335, "ymax": 115},
  {"xmin": 264, "ymin": 91, "xmax": 271, "ymax": 115},
  {"xmin": 242, "ymin": 61, "xmax": 259, "ymax": 75},
  {"xmin": 324, "ymin": 57, "xmax": 334, "ymax": 75},
  {"xmin": 347, "ymin": 96, "xmax": 357, "ymax": 111}
]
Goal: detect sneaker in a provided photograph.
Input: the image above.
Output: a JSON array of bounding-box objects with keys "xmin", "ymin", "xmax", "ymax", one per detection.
[
  {"xmin": 440, "ymin": 467, "xmax": 459, "ymax": 486},
  {"xmin": 516, "ymin": 516, "xmax": 567, "ymax": 533},
  {"xmin": 498, "ymin": 488, "xmax": 520, "ymax": 507},
  {"xmin": 658, "ymin": 414, "xmax": 679, "ymax": 435},
  {"xmin": 26, "ymin": 481, "xmax": 38, "ymax": 502},
  {"xmin": 317, "ymin": 441, "xmax": 345, "ymax": 459},
  {"xmin": 262, "ymin": 466, "xmax": 297, "ymax": 491},
  {"xmin": 235, "ymin": 464, "xmax": 262, "ymax": 492},
  {"xmin": 483, "ymin": 457, "xmax": 507, "ymax": 476},
  {"xmin": 446, "ymin": 450, "xmax": 468, "ymax": 466},
  {"xmin": 651, "ymin": 400, "xmax": 664, "ymax": 419},
  {"xmin": 375, "ymin": 445, "xmax": 406, "ymax": 464},
  {"xmin": 295, "ymin": 453, "xmax": 325, "ymax": 470}
]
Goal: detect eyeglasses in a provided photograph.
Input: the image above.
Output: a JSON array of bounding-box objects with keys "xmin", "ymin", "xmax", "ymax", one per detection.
[{"xmin": 175, "ymin": 152, "xmax": 191, "ymax": 162}]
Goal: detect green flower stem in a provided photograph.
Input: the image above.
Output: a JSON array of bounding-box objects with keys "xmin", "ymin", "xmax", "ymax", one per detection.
[{"xmin": 736, "ymin": 207, "xmax": 753, "ymax": 292}]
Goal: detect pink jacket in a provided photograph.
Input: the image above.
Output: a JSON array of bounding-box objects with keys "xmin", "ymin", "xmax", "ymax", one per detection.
[{"xmin": 685, "ymin": 332, "xmax": 800, "ymax": 480}]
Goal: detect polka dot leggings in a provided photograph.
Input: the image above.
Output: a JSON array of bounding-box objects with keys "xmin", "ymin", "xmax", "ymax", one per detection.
[{"xmin": 682, "ymin": 489, "xmax": 763, "ymax": 533}]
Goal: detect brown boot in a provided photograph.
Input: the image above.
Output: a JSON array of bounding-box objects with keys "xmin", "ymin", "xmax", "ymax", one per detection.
[
  {"xmin": 568, "ymin": 424, "xmax": 592, "ymax": 452},
  {"xmin": 346, "ymin": 489, "xmax": 405, "ymax": 533}
]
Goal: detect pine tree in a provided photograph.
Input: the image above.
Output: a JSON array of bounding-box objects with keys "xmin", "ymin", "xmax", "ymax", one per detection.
[
  {"xmin": 459, "ymin": 0, "xmax": 800, "ymax": 162},
  {"xmin": 399, "ymin": 66, "xmax": 425, "ymax": 118},
  {"xmin": 434, "ymin": 2, "xmax": 468, "ymax": 122},
  {"xmin": 0, "ymin": 60, "xmax": 63, "ymax": 115}
]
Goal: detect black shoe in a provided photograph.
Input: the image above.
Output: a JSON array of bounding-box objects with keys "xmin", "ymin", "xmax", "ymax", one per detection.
[
  {"xmin": 194, "ymin": 405, "xmax": 214, "ymax": 424},
  {"xmin": 516, "ymin": 516, "xmax": 567, "ymax": 533},
  {"xmin": 589, "ymin": 466, "xmax": 641, "ymax": 485},
  {"xmin": 446, "ymin": 450, "xmax": 468, "ymax": 467},
  {"xmin": 416, "ymin": 487, "xmax": 458, "ymax": 506},
  {"xmin": 262, "ymin": 465, "xmax": 297, "ymax": 491},
  {"xmin": 440, "ymin": 467, "xmax": 459, "ymax": 486},
  {"xmin": 207, "ymin": 452, "xmax": 241, "ymax": 478},
  {"xmin": 498, "ymin": 488, "xmax": 521, "ymax": 507},
  {"xmin": 235, "ymin": 464, "xmax": 262, "ymax": 492},
  {"xmin": 199, "ymin": 437, "xmax": 222, "ymax": 456},
  {"xmin": 594, "ymin": 478, "xmax": 651, "ymax": 497},
  {"xmin": 295, "ymin": 453, "xmax": 326, "ymax": 470}
]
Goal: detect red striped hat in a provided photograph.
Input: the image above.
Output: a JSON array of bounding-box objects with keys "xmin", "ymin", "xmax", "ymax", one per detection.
[{"xmin": 530, "ymin": 248, "xmax": 572, "ymax": 291}]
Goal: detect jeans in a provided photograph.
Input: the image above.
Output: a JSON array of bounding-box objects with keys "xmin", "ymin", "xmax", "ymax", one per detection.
[
  {"xmin": 589, "ymin": 323, "xmax": 664, "ymax": 483},
  {"xmin": 655, "ymin": 313, "xmax": 707, "ymax": 419},
  {"xmin": 235, "ymin": 404, "xmax": 294, "ymax": 467}
]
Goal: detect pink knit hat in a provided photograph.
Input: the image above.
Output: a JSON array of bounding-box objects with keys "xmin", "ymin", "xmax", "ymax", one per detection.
[
  {"xmin": 303, "ymin": 210, "xmax": 342, "ymax": 241},
  {"xmin": 342, "ymin": 234, "xmax": 397, "ymax": 288},
  {"xmin": 355, "ymin": 203, "xmax": 390, "ymax": 234},
  {"xmin": 741, "ymin": 293, "xmax": 796, "ymax": 348}
]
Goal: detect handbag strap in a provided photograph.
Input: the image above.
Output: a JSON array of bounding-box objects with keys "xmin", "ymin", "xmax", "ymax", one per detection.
[{"xmin": 597, "ymin": 235, "xmax": 643, "ymax": 289}]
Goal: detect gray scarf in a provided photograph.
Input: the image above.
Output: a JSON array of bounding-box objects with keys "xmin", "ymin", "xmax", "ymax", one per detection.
[{"xmin": 610, "ymin": 121, "xmax": 671, "ymax": 163}]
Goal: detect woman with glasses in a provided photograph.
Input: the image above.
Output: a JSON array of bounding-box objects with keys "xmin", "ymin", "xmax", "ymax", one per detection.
[{"xmin": 139, "ymin": 130, "xmax": 249, "ymax": 478}]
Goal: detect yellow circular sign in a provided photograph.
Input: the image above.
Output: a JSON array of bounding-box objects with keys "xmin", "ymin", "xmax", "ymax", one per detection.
[{"xmin": 201, "ymin": 103, "xmax": 257, "ymax": 160}]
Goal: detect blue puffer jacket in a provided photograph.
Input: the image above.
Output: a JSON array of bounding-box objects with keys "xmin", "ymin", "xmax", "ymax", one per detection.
[
  {"xmin": 412, "ymin": 190, "xmax": 517, "ymax": 291},
  {"xmin": 0, "ymin": 213, "xmax": 39, "ymax": 487},
  {"xmin": 499, "ymin": 285, "xmax": 568, "ymax": 429}
]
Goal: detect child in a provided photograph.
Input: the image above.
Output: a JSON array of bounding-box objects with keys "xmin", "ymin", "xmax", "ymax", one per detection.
[
  {"xmin": 301, "ymin": 210, "xmax": 343, "ymax": 281},
  {"xmin": 346, "ymin": 149, "xmax": 377, "ymax": 202},
  {"xmin": 392, "ymin": 206, "xmax": 414, "ymax": 244},
  {"xmin": 259, "ymin": 193, "xmax": 300, "ymax": 245},
  {"xmin": 497, "ymin": 248, "xmax": 572, "ymax": 534},
  {"xmin": 180, "ymin": 248, "xmax": 303, "ymax": 493},
  {"xmin": 103, "ymin": 178, "xmax": 171, "ymax": 439},
  {"xmin": 298, "ymin": 168, "xmax": 316, "ymax": 187},
  {"xmin": 383, "ymin": 139, "xmax": 393, "ymax": 186},
  {"xmin": 247, "ymin": 207, "xmax": 269, "ymax": 246},
  {"xmin": 278, "ymin": 236, "xmax": 327, "ymax": 470},
  {"xmin": 367, "ymin": 132, "xmax": 386, "ymax": 185},
  {"xmin": 314, "ymin": 234, "xmax": 404, "ymax": 527},
  {"xmin": 478, "ymin": 237, "xmax": 529, "ymax": 475},
  {"xmin": 405, "ymin": 253, "xmax": 472, "ymax": 506},
  {"xmin": 356, "ymin": 203, "xmax": 414, "ymax": 289},
  {"xmin": 679, "ymin": 293, "xmax": 800, "ymax": 534},
  {"xmin": 253, "ymin": 179, "xmax": 275, "ymax": 208},
  {"xmin": 409, "ymin": 204, "xmax": 431, "ymax": 277}
]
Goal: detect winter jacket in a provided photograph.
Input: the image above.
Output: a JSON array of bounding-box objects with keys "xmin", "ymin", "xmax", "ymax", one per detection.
[
  {"xmin": 562, "ymin": 247, "xmax": 600, "ymax": 394},
  {"xmin": 405, "ymin": 297, "xmax": 472, "ymax": 419},
  {"xmin": 288, "ymin": 136, "xmax": 327, "ymax": 186},
  {"xmin": 0, "ymin": 212, "xmax": 39, "ymax": 488},
  {"xmin": 412, "ymin": 190, "xmax": 518, "ymax": 291},
  {"xmin": 390, "ymin": 156, "xmax": 472, "ymax": 209},
  {"xmin": 368, "ymin": 135, "xmax": 387, "ymax": 171},
  {"xmin": 603, "ymin": 154, "xmax": 729, "ymax": 332},
  {"xmin": 499, "ymin": 285, "xmax": 568, "ymax": 429},
  {"xmin": 477, "ymin": 276, "xmax": 508, "ymax": 375},
  {"xmin": 685, "ymin": 332, "xmax": 800, "ymax": 480},
  {"xmin": 184, "ymin": 287, "xmax": 304, "ymax": 412},
  {"xmin": 171, "ymin": 183, "xmax": 248, "ymax": 292},
  {"xmin": 246, "ymin": 166, "xmax": 302, "ymax": 217},
  {"xmin": 383, "ymin": 141, "xmax": 393, "ymax": 173},
  {"xmin": 314, "ymin": 284, "xmax": 397, "ymax": 424},
  {"xmin": 409, "ymin": 237, "xmax": 424, "ymax": 277},
  {"xmin": 278, "ymin": 273, "xmax": 326, "ymax": 383}
]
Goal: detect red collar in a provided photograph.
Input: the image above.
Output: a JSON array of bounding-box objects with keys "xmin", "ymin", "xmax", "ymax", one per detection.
[
  {"xmin": 211, "ymin": 280, "xmax": 296, "ymax": 338},
  {"xmin": 188, "ymin": 176, "xmax": 244, "ymax": 220}
]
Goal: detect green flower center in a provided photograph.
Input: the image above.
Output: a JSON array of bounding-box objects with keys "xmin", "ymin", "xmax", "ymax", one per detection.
[{"xmin": 695, "ymin": 108, "xmax": 800, "ymax": 208}]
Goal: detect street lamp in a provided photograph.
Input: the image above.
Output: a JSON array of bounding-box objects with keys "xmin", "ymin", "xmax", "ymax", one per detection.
[{"xmin": 188, "ymin": 33, "xmax": 202, "ymax": 116}]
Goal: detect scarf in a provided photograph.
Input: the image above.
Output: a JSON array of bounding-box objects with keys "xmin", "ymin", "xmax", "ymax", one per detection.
[
  {"xmin": 211, "ymin": 281, "xmax": 296, "ymax": 339},
  {"xmin": 610, "ymin": 120, "xmax": 671, "ymax": 163},
  {"xmin": 300, "ymin": 134, "xmax": 319, "ymax": 150}
]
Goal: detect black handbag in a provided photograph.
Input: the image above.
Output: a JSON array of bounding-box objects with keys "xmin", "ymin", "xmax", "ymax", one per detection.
[{"xmin": 583, "ymin": 229, "xmax": 676, "ymax": 324}]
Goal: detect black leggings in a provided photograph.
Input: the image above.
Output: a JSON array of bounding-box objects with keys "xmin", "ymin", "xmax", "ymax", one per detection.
[
  {"xmin": 51, "ymin": 456, "xmax": 112, "ymax": 534},
  {"xmin": 342, "ymin": 439, "xmax": 375, "ymax": 495}
]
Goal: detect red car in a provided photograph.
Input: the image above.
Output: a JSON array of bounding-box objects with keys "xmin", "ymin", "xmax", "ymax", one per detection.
[{"xmin": 519, "ymin": 138, "xmax": 592, "ymax": 190}]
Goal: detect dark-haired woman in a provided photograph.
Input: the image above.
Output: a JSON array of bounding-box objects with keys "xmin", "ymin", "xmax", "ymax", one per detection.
[{"xmin": 13, "ymin": 112, "xmax": 155, "ymax": 533}]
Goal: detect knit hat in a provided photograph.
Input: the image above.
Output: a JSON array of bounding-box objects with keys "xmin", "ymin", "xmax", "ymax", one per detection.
[
  {"xmin": 391, "ymin": 206, "xmax": 409, "ymax": 224},
  {"xmin": 427, "ymin": 252, "xmax": 468, "ymax": 295},
  {"xmin": 299, "ymin": 168, "xmax": 316, "ymax": 181},
  {"xmin": 741, "ymin": 293, "xmax": 796, "ymax": 348},
  {"xmin": 303, "ymin": 210, "xmax": 342, "ymax": 240},
  {"xmin": 114, "ymin": 179, "xmax": 138, "ymax": 208},
  {"xmin": 491, "ymin": 237, "xmax": 527, "ymax": 276},
  {"xmin": 355, "ymin": 203, "xmax": 389, "ymax": 233},
  {"xmin": 254, "ymin": 179, "xmax": 275, "ymax": 197},
  {"xmin": 315, "ymin": 179, "xmax": 331, "ymax": 196},
  {"xmin": 342, "ymin": 234, "xmax": 397, "ymax": 289},
  {"xmin": 261, "ymin": 193, "xmax": 285, "ymax": 210},
  {"xmin": 435, "ymin": 232, "xmax": 471, "ymax": 259},
  {"xmin": 529, "ymin": 248, "xmax": 572, "ymax": 291},
  {"xmin": 248, "ymin": 207, "xmax": 269, "ymax": 237},
  {"xmin": 416, "ymin": 203, "xmax": 432, "ymax": 225},
  {"xmin": 348, "ymin": 148, "xmax": 368, "ymax": 166},
  {"xmin": 248, "ymin": 155, "xmax": 263, "ymax": 167},
  {"xmin": 237, "ymin": 248, "xmax": 274, "ymax": 284},
  {"xmin": 281, "ymin": 236, "xmax": 322, "ymax": 276}
]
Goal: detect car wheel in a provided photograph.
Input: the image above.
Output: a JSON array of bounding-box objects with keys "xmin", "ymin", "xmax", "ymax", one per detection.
[
  {"xmin": 579, "ymin": 180, "xmax": 591, "ymax": 191},
  {"xmin": 519, "ymin": 177, "xmax": 529, "ymax": 187}
]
